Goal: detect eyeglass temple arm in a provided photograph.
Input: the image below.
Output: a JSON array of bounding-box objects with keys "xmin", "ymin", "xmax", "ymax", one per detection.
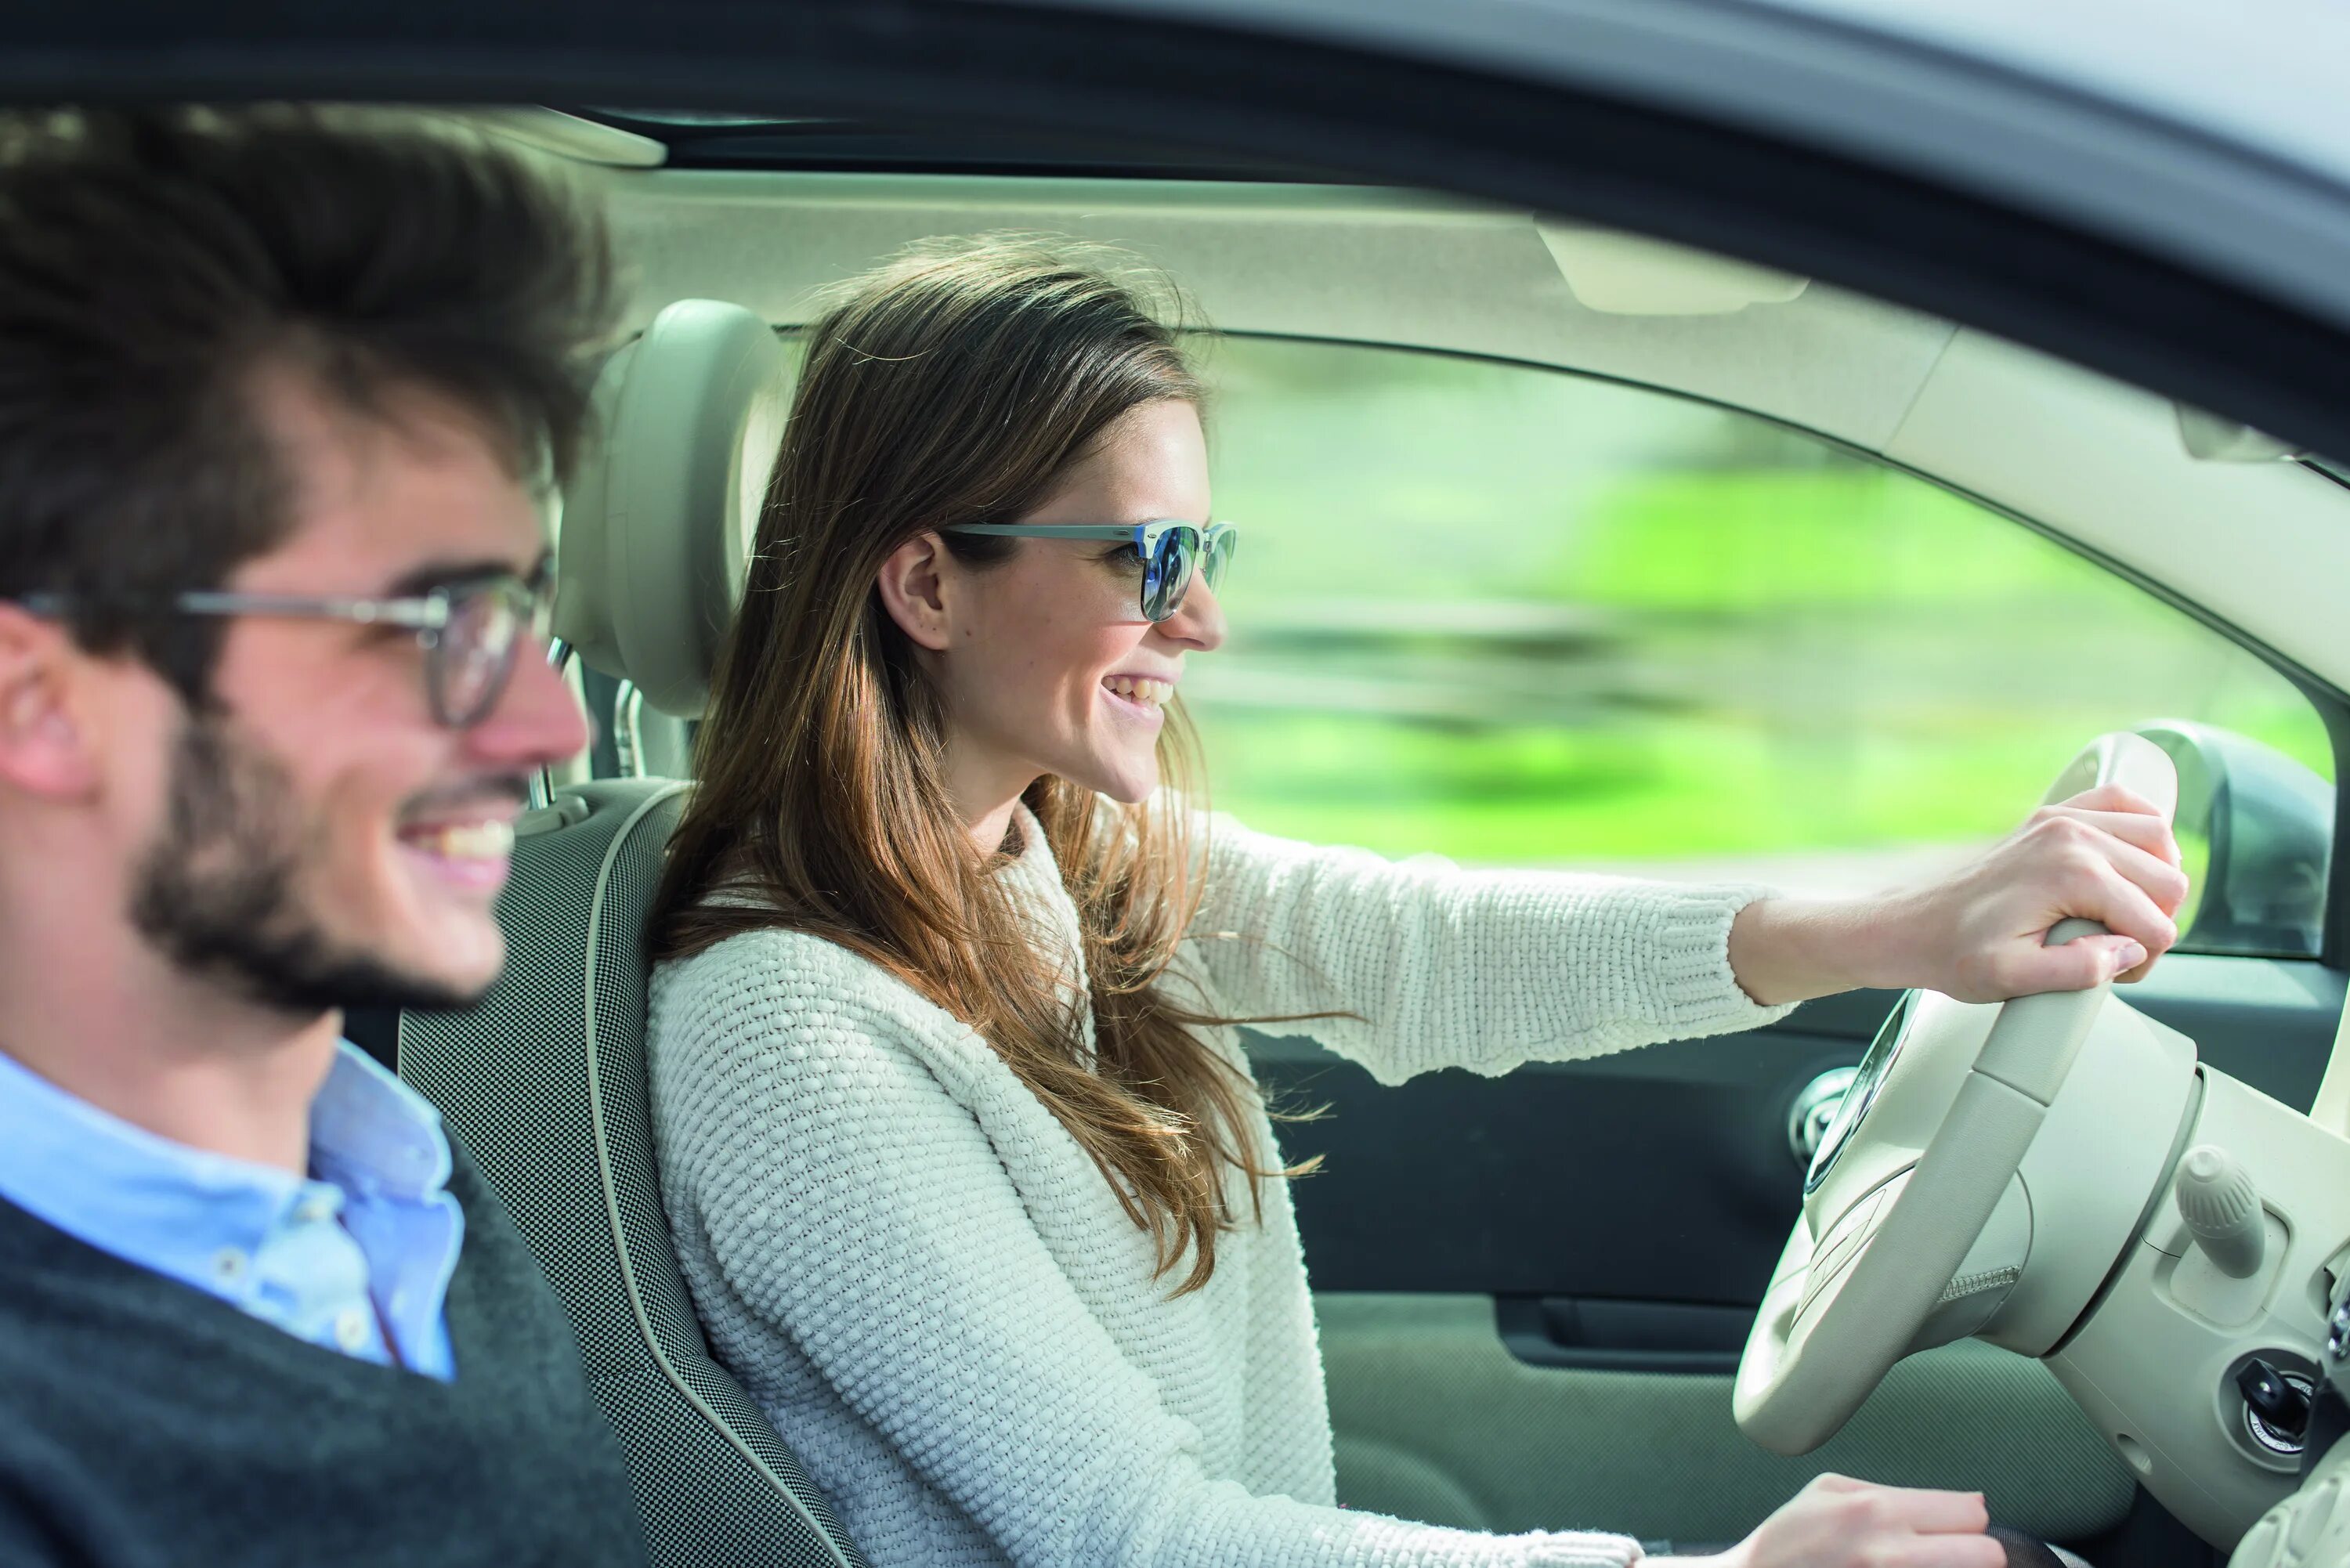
[
  {"xmin": 8, "ymin": 589, "xmax": 451, "ymax": 629},
  {"xmin": 171, "ymin": 590, "xmax": 450, "ymax": 629},
  {"xmin": 944, "ymin": 524, "xmax": 1141, "ymax": 540}
]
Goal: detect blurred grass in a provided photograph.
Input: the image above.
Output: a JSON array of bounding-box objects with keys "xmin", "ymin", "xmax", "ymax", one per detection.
[
  {"xmin": 1191, "ymin": 705, "xmax": 2323, "ymax": 867},
  {"xmin": 1186, "ymin": 337, "xmax": 2332, "ymax": 869}
]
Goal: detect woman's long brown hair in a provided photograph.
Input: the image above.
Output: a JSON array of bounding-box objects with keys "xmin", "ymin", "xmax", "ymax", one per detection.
[{"xmin": 649, "ymin": 237, "xmax": 1316, "ymax": 1294}]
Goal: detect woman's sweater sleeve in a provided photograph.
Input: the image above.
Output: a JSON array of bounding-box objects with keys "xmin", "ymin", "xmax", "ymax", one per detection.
[
  {"xmin": 1180, "ymin": 808, "xmax": 1799, "ymax": 1085},
  {"xmin": 652, "ymin": 938, "xmax": 1644, "ymax": 1568}
]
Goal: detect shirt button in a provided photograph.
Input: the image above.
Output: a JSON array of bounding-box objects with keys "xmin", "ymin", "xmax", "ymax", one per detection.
[
  {"xmin": 333, "ymin": 1306, "xmax": 371, "ymax": 1353},
  {"xmin": 211, "ymin": 1248, "xmax": 248, "ymax": 1284},
  {"xmin": 293, "ymin": 1193, "xmax": 335, "ymax": 1225}
]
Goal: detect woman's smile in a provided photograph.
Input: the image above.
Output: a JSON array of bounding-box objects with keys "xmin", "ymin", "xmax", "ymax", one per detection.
[{"xmin": 1101, "ymin": 672, "xmax": 1176, "ymax": 723}]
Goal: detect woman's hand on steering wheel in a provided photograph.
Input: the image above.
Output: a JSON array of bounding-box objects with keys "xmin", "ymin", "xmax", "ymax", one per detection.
[
  {"xmin": 1894, "ymin": 781, "xmax": 2188, "ymax": 998},
  {"xmin": 1669, "ymin": 1473, "xmax": 2005, "ymax": 1568},
  {"xmin": 1728, "ymin": 782, "xmax": 2187, "ymax": 1007}
]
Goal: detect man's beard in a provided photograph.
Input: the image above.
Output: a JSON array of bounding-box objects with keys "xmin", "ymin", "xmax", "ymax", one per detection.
[{"xmin": 128, "ymin": 714, "xmax": 486, "ymax": 1017}]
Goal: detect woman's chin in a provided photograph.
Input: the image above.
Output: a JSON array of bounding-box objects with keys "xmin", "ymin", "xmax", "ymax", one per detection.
[{"xmin": 1067, "ymin": 752, "xmax": 1161, "ymax": 804}]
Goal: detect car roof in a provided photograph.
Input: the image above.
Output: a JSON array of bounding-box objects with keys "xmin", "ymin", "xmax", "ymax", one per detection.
[
  {"xmin": 20, "ymin": 3, "xmax": 2350, "ymax": 456},
  {"xmin": 1075, "ymin": 0, "xmax": 2350, "ymax": 186},
  {"xmin": 1752, "ymin": 0, "xmax": 2350, "ymax": 186},
  {"xmin": 1049, "ymin": 0, "xmax": 2350, "ymax": 334},
  {"xmin": 17, "ymin": 2, "xmax": 2350, "ymax": 689}
]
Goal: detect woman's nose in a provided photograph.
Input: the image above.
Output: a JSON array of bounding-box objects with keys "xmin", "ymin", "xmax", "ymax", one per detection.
[{"xmin": 1162, "ymin": 576, "xmax": 1227, "ymax": 652}]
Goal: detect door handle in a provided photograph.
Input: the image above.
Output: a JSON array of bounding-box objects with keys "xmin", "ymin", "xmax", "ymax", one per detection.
[{"xmin": 1497, "ymin": 1295, "xmax": 1748, "ymax": 1374}]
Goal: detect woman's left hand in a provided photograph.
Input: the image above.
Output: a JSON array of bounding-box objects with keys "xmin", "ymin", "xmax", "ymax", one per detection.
[{"xmin": 1727, "ymin": 782, "xmax": 2189, "ymax": 1008}]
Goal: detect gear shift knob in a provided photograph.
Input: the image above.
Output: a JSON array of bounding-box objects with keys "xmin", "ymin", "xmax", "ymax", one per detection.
[{"xmin": 2176, "ymin": 1144, "xmax": 2265, "ymax": 1279}]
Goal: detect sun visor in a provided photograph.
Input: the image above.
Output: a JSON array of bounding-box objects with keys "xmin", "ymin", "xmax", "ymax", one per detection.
[
  {"xmin": 466, "ymin": 107, "xmax": 667, "ymax": 168},
  {"xmin": 1538, "ymin": 222, "xmax": 1810, "ymax": 316}
]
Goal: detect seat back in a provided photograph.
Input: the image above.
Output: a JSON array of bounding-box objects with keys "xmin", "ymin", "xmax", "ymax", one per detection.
[
  {"xmin": 402, "ymin": 781, "xmax": 862, "ymax": 1567},
  {"xmin": 400, "ymin": 302, "xmax": 864, "ymax": 1567}
]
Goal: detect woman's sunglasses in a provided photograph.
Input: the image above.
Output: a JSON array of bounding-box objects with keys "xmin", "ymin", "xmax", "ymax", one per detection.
[{"xmin": 944, "ymin": 520, "xmax": 1238, "ymax": 623}]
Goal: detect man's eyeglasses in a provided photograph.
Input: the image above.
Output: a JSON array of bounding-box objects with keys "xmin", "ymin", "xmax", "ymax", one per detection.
[
  {"xmin": 942, "ymin": 520, "xmax": 1238, "ymax": 623},
  {"xmin": 16, "ymin": 565, "xmax": 555, "ymax": 729}
]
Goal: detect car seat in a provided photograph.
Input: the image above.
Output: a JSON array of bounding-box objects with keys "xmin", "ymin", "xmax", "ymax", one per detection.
[{"xmin": 395, "ymin": 301, "xmax": 865, "ymax": 1568}]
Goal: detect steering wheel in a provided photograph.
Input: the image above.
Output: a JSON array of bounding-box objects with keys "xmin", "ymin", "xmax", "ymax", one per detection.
[{"xmin": 1734, "ymin": 731, "xmax": 2179, "ymax": 1454}]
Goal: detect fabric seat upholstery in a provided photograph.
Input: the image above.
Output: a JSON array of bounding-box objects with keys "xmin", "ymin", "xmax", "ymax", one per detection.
[{"xmin": 397, "ymin": 302, "xmax": 863, "ymax": 1567}]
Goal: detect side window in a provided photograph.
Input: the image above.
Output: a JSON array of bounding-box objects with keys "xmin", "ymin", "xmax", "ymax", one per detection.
[{"xmin": 1192, "ymin": 336, "xmax": 2335, "ymax": 958}]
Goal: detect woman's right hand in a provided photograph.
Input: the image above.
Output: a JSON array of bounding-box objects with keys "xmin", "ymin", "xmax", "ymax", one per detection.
[{"xmin": 1678, "ymin": 1473, "xmax": 2005, "ymax": 1568}]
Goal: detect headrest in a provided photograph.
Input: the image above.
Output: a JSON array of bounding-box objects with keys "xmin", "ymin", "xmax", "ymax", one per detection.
[{"xmin": 556, "ymin": 299, "xmax": 790, "ymax": 717}]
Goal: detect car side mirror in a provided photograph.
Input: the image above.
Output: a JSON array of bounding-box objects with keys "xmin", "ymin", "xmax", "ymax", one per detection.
[{"xmin": 2135, "ymin": 721, "xmax": 2334, "ymax": 957}]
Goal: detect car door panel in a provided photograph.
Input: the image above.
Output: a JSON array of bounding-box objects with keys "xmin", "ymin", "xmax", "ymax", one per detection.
[{"xmin": 1318, "ymin": 1293, "xmax": 2135, "ymax": 1545}]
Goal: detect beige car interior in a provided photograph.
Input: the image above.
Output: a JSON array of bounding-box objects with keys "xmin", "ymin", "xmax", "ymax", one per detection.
[{"xmin": 391, "ymin": 110, "xmax": 2350, "ymax": 1568}]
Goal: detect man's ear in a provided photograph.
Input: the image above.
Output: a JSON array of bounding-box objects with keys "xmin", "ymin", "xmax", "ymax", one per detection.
[
  {"xmin": 0, "ymin": 607, "xmax": 99, "ymax": 800},
  {"xmin": 874, "ymin": 533, "xmax": 955, "ymax": 654}
]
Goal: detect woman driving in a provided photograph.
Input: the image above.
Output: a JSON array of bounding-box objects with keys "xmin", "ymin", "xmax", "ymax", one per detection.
[{"xmin": 645, "ymin": 238, "xmax": 2186, "ymax": 1568}]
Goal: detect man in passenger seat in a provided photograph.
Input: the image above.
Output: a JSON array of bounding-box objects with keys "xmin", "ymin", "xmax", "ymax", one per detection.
[{"xmin": 0, "ymin": 107, "xmax": 647, "ymax": 1566}]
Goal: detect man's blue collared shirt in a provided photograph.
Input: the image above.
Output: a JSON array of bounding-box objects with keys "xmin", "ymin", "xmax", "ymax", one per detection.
[{"xmin": 0, "ymin": 1041, "xmax": 463, "ymax": 1380}]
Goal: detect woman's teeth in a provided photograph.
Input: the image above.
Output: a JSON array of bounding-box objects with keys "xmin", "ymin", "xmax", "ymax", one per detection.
[
  {"xmin": 1103, "ymin": 675, "xmax": 1173, "ymax": 708},
  {"xmin": 403, "ymin": 821, "xmax": 516, "ymax": 862}
]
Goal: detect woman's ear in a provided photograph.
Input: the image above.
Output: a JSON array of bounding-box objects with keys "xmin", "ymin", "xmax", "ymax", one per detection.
[{"xmin": 874, "ymin": 533, "xmax": 956, "ymax": 654}]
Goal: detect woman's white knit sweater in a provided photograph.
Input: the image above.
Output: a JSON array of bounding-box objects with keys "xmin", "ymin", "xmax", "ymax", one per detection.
[{"xmin": 648, "ymin": 804, "xmax": 1795, "ymax": 1568}]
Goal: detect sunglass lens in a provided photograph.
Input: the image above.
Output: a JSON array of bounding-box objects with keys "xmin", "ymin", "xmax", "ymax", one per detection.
[
  {"xmin": 1142, "ymin": 529, "xmax": 1199, "ymax": 621},
  {"xmin": 1203, "ymin": 528, "xmax": 1235, "ymax": 591}
]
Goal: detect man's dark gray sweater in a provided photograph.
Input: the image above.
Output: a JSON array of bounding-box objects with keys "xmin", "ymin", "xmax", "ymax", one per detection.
[{"xmin": 0, "ymin": 1142, "xmax": 648, "ymax": 1567}]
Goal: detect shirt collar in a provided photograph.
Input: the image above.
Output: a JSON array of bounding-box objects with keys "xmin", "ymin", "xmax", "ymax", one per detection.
[
  {"xmin": 309, "ymin": 1042, "xmax": 454, "ymax": 1201},
  {"xmin": 0, "ymin": 1040, "xmax": 452, "ymax": 1288}
]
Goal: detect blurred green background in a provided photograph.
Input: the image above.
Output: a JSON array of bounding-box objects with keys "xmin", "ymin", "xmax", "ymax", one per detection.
[{"xmin": 1184, "ymin": 336, "xmax": 2331, "ymax": 885}]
